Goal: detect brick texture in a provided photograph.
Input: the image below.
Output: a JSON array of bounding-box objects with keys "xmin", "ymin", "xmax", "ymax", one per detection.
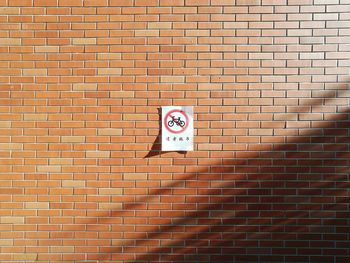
[{"xmin": 0, "ymin": 0, "xmax": 349, "ymax": 262}]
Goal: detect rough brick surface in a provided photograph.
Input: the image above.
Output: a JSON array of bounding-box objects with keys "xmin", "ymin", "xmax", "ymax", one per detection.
[{"xmin": 0, "ymin": 0, "xmax": 349, "ymax": 262}]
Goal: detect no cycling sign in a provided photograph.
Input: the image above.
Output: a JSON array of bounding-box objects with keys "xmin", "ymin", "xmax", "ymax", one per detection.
[
  {"xmin": 164, "ymin": 109, "xmax": 189, "ymax": 134},
  {"xmin": 162, "ymin": 106, "xmax": 193, "ymax": 151}
]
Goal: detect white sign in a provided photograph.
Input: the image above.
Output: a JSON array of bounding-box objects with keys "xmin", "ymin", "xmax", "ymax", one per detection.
[{"xmin": 162, "ymin": 106, "xmax": 193, "ymax": 151}]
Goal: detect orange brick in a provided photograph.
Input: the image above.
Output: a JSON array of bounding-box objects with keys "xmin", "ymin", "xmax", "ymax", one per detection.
[
  {"xmin": 34, "ymin": 0, "xmax": 58, "ymax": 6},
  {"xmin": 97, "ymin": 68, "xmax": 121, "ymax": 75},
  {"xmin": 160, "ymin": 0, "xmax": 184, "ymax": 5},
  {"xmin": 110, "ymin": 0, "xmax": 133, "ymax": 6},
  {"xmin": 9, "ymin": 0, "xmax": 32, "ymax": 6},
  {"xmin": 135, "ymin": 0, "xmax": 159, "ymax": 5},
  {"xmin": 59, "ymin": 0, "xmax": 82, "ymax": 6},
  {"xmin": 84, "ymin": 0, "xmax": 108, "ymax": 6},
  {"xmin": 35, "ymin": 46, "xmax": 59, "ymax": 53}
]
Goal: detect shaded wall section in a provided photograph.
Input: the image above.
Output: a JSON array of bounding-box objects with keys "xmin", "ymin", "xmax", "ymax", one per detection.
[{"xmin": 0, "ymin": 0, "xmax": 349, "ymax": 262}]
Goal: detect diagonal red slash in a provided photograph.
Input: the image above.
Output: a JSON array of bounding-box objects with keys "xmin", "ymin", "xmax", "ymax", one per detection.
[{"xmin": 164, "ymin": 109, "xmax": 189, "ymax": 134}]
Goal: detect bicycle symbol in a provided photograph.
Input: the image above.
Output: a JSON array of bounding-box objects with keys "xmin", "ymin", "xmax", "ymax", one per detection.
[
  {"xmin": 167, "ymin": 115, "xmax": 186, "ymax": 128},
  {"xmin": 164, "ymin": 109, "xmax": 189, "ymax": 134}
]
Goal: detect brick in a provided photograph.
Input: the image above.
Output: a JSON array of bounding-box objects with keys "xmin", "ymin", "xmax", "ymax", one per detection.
[
  {"xmin": 97, "ymin": 128, "xmax": 122, "ymax": 136},
  {"xmin": 9, "ymin": 0, "xmax": 32, "ymax": 6},
  {"xmin": 61, "ymin": 136, "xmax": 85, "ymax": 143},
  {"xmin": 35, "ymin": 46, "xmax": 59, "ymax": 53},
  {"xmin": 84, "ymin": 0, "xmax": 108, "ymax": 6},
  {"xmin": 34, "ymin": 0, "xmax": 58, "ymax": 6},
  {"xmin": 0, "ymin": 7, "xmax": 20, "ymax": 14},
  {"xmin": 0, "ymin": 240, "xmax": 13, "ymax": 246},
  {"xmin": 160, "ymin": 0, "xmax": 184, "ymax": 5},
  {"xmin": 1, "ymin": 216, "xmax": 24, "ymax": 224},
  {"xmin": 86, "ymin": 151, "xmax": 110, "ymax": 158},
  {"xmin": 13, "ymin": 254, "xmax": 38, "ymax": 261},
  {"xmin": 23, "ymin": 114, "xmax": 47, "ymax": 121},
  {"xmin": 37, "ymin": 165, "xmax": 61, "ymax": 172},
  {"xmin": 99, "ymin": 188, "xmax": 122, "ymax": 195},
  {"xmin": 185, "ymin": 0, "xmax": 209, "ymax": 5},
  {"xmin": 99, "ymin": 202, "xmax": 122, "ymax": 210},
  {"xmin": 72, "ymin": 38, "xmax": 97, "ymax": 45},
  {"xmin": 0, "ymin": 122, "xmax": 11, "ymax": 128},
  {"xmin": 23, "ymin": 69, "xmax": 47, "ymax": 76},
  {"xmin": 135, "ymin": 30, "xmax": 159, "ymax": 37},
  {"xmin": 0, "ymin": 38, "xmax": 21, "ymax": 45},
  {"xmin": 25, "ymin": 202, "xmax": 50, "ymax": 209},
  {"xmin": 135, "ymin": 0, "xmax": 159, "ymax": 5},
  {"xmin": 110, "ymin": 0, "xmax": 133, "ymax": 5},
  {"xmin": 59, "ymin": 0, "xmax": 83, "ymax": 6},
  {"xmin": 123, "ymin": 173, "xmax": 147, "ymax": 180},
  {"xmin": 0, "ymin": 143, "xmax": 23, "ymax": 150},
  {"xmin": 73, "ymin": 83, "xmax": 97, "ymax": 91},
  {"xmin": 62, "ymin": 180, "xmax": 85, "ymax": 188},
  {"xmin": 98, "ymin": 68, "xmax": 122, "ymax": 75}
]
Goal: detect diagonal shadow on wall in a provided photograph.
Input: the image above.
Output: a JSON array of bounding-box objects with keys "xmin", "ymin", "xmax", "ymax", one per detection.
[
  {"xmin": 66, "ymin": 91, "xmax": 349, "ymax": 263},
  {"xmin": 87, "ymin": 108, "xmax": 349, "ymax": 263}
]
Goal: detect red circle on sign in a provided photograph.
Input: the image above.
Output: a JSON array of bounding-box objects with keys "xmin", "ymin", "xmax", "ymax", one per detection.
[{"xmin": 164, "ymin": 109, "xmax": 189, "ymax": 134}]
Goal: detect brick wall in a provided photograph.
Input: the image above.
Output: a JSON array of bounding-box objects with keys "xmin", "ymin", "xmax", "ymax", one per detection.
[{"xmin": 0, "ymin": 0, "xmax": 349, "ymax": 262}]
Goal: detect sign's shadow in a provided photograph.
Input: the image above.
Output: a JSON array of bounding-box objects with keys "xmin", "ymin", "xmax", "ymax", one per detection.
[{"xmin": 144, "ymin": 108, "xmax": 188, "ymax": 158}]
